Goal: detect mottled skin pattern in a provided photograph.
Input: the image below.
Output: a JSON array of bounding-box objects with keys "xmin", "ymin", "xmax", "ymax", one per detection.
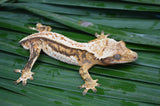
[{"xmin": 14, "ymin": 23, "xmax": 138, "ymax": 95}]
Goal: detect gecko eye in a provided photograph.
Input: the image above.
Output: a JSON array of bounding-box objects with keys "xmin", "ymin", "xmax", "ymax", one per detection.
[{"xmin": 113, "ymin": 54, "xmax": 121, "ymax": 60}]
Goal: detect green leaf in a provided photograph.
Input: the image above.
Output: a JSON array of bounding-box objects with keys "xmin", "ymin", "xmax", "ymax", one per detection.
[
  {"xmin": 0, "ymin": 0, "xmax": 8, "ymax": 3},
  {"xmin": 5, "ymin": 3, "xmax": 160, "ymax": 30},
  {"xmin": 9, "ymin": 3, "xmax": 160, "ymax": 30},
  {"xmin": 122, "ymin": 0, "xmax": 160, "ymax": 5},
  {"xmin": 1, "ymin": 79, "xmax": 154, "ymax": 106},
  {"xmin": 6, "ymin": 3, "xmax": 160, "ymax": 47},
  {"xmin": 18, "ymin": 0, "xmax": 160, "ymax": 12}
]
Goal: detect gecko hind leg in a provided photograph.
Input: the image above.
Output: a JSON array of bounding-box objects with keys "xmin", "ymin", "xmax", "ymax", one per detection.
[
  {"xmin": 79, "ymin": 63, "xmax": 101, "ymax": 95},
  {"xmin": 14, "ymin": 43, "xmax": 41, "ymax": 86}
]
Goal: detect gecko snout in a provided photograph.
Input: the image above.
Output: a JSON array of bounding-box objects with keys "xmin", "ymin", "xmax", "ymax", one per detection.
[{"xmin": 130, "ymin": 51, "xmax": 138, "ymax": 61}]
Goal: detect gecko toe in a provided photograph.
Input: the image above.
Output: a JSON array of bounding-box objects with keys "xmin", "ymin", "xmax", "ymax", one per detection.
[
  {"xmin": 14, "ymin": 81, "xmax": 19, "ymax": 85},
  {"xmin": 79, "ymin": 85, "xmax": 85, "ymax": 89},
  {"xmin": 82, "ymin": 89, "xmax": 89, "ymax": 96},
  {"xmin": 92, "ymin": 88, "xmax": 97, "ymax": 93},
  {"xmin": 29, "ymin": 76, "xmax": 34, "ymax": 80},
  {"xmin": 80, "ymin": 79, "xmax": 100, "ymax": 95},
  {"xmin": 78, "ymin": 86, "xmax": 83, "ymax": 89},
  {"xmin": 15, "ymin": 78, "xmax": 22, "ymax": 84},
  {"xmin": 22, "ymin": 80, "xmax": 27, "ymax": 86},
  {"xmin": 14, "ymin": 69, "xmax": 22, "ymax": 73},
  {"xmin": 97, "ymin": 83, "xmax": 101, "ymax": 86},
  {"xmin": 14, "ymin": 69, "xmax": 34, "ymax": 85},
  {"xmin": 32, "ymin": 72, "xmax": 35, "ymax": 75},
  {"xmin": 17, "ymin": 78, "xmax": 22, "ymax": 83}
]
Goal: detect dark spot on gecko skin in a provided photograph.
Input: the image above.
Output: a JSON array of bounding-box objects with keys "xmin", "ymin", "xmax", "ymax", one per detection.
[
  {"xmin": 24, "ymin": 49, "xmax": 38, "ymax": 70},
  {"xmin": 82, "ymin": 60, "xmax": 92, "ymax": 64},
  {"xmin": 76, "ymin": 50, "xmax": 82, "ymax": 62},
  {"xmin": 82, "ymin": 72, "xmax": 88, "ymax": 76},
  {"xmin": 79, "ymin": 68, "xmax": 83, "ymax": 71},
  {"xmin": 46, "ymin": 26, "xmax": 50, "ymax": 31},
  {"xmin": 64, "ymin": 49, "xmax": 70, "ymax": 57},
  {"xmin": 82, "ymin": 51, "xmax": 86, "ymax": 59},
  {"xmin": 101, "ymin": 57, "xmax": 113, "ymax": 65},
  {"xmin": 84, "ymin": 77, "xmax": 92, "ymax": 82},
  {"xmin": 79, "ymin": 68, "xmax": 87, "ymax": 76},
  {"xmin": 70, "ymin": 48, "xmax": 73, "ymax": 53}
]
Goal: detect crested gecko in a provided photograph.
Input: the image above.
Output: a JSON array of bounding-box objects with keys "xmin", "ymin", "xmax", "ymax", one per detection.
[{"xmin": 14, "ymin": 23, "xmax": 138, "ymax": 95}]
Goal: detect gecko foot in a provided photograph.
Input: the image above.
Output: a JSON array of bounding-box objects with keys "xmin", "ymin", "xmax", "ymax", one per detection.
[
  {"xmin": 79, "ymin": 79, "xmax": 101, "ymax": 95},
  {"xmin": 14, "ymin": 69, "xmax": 34, "ymax": 86}
]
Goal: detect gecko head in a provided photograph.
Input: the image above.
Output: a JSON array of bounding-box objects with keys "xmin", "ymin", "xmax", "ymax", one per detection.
[{"xmin": 102, "ymin": 40, "xmax": 138, "ymax": 65}]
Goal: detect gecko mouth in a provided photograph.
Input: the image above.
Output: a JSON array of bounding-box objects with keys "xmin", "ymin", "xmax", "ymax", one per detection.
[
  {"xmin": 110, "ymin": 61, "xmax": 130, "ymax": 64},
  {"xmin": 131, "ymin": 51, "xmax": 138, "ymax": 61}
]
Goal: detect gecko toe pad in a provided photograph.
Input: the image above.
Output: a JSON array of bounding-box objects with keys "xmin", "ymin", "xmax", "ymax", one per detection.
[
  {"xmin": 14, "ymin": 69, "xmax": 34, "ymax": 86},
  {"xmin": 79, "ymin": 79, "xmax": 100, "ymax": 95}
]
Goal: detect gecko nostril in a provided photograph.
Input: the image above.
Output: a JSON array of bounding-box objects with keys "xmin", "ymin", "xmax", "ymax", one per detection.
[{"xmin": 133, "ymin": 56, "xmax": 137, "ymax": 59}]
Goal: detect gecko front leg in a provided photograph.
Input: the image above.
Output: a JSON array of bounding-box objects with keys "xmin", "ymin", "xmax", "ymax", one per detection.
[
  {"xmin": 79, "ymin": 63, "xmax": 101, "ymax": 95},
  {"xmin": 14, "ymin": 42, "xmax": 41, "ymax": 85}
]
